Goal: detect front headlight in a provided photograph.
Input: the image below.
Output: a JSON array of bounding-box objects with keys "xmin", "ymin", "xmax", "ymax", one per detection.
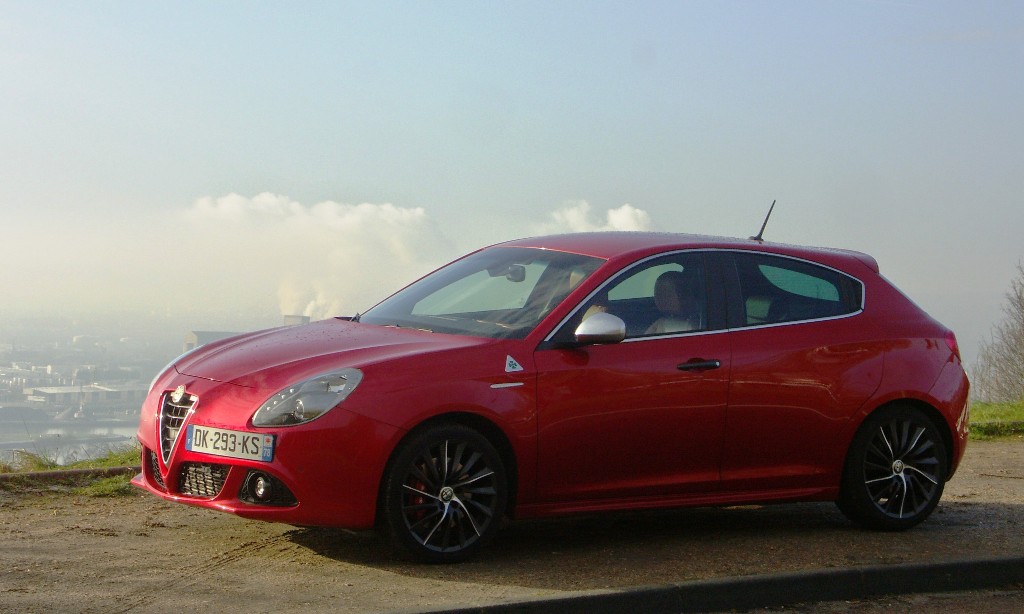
[{"xmin": 251, "ymin": 368, "xmax": 363, "ymax": 427}]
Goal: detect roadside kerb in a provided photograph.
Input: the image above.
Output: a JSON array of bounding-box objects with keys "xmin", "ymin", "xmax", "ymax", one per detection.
[
  {"xmin": 417, "ymin": 555, "xmax": 1024, "ymax": 614},
  {"xmin": 0, "ymin": 465, "xmax": 139, "ymax": 485}
]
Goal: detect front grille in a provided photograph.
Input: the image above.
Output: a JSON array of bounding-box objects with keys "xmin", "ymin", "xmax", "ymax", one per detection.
[
  {"xmin": 159, "ymin": 388, "xmax": 197, "ymax": 463},
  {"xmin": 147, "ymin": 448, "xmax": 166, "ymax": 490},
  {"xmin": 179, "ymin": 462, "xmax": 230, "ymax": 498}
]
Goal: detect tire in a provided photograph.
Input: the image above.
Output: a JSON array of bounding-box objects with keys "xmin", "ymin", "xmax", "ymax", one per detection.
[
  {"xmin": 380, "ymin": 424, "xmax": 507, "ymax": 563},
  {"xmin": 837, "ymin": 405, "xmax": 948, "ymax": 531}
]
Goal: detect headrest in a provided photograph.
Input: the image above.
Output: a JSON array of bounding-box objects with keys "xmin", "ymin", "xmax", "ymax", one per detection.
[{"xmin": 653, "ymin": 270, "xmax": 697, "ymax": 315}]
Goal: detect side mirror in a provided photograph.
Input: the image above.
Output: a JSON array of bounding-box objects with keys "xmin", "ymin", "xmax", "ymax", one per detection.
[{"xmin": 574, "ymin": 312, "xmax": 626, "ymax": 345}]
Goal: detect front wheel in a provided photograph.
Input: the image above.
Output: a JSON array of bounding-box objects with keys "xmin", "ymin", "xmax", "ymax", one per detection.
[
  {"xmin": 380, "ymin": 424, "xmax": 507, "ymax": 563},
  {"xmin": 837, "ymin": 405, "xmax": 948, "ymax": 531}
]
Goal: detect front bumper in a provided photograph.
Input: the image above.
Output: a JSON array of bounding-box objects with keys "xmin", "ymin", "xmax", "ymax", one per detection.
[{"xmin": 133, "ymin": 377, "xmax": 401, "ymax": 529}]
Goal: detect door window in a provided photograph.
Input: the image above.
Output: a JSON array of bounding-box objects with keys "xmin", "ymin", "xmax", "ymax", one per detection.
[
  {"xmin": 732, "ymin": 253, "xmax": 862, "ymax": 326},
  {"xmin": 560, "ymin": 253, "xmax": 708, "ymax": 339}
]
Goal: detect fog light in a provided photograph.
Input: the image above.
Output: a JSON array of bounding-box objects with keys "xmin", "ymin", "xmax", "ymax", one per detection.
[
  {"xmin": 249, "ymin": 472, "xmax": 274, "ymax": 501},
  {"xmin": 240, "ymin": 470, "xmax": 297, "ymax": 507},
  {"xmin": 253, "ymin": 475, "xmax": 272, "ymax": 501}
]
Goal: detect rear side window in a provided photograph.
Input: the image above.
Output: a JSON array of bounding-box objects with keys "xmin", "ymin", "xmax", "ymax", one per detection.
[{"xmin": 733, "ymin": 253, "xmax": 862, "ymax": 326}]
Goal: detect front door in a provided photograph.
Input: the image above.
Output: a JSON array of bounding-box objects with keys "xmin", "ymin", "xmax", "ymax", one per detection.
[{"xmin": 533, "ymin": 252, "xmax": 730, "ymax": 503}]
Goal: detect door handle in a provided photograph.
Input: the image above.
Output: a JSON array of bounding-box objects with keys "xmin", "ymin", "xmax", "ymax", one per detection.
[{"xmin": 677, "ymin": 359, "xmax": 721, "ymax": 371}]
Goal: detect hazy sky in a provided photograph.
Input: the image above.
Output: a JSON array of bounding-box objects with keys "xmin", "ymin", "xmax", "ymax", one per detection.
[{"xmin": 2, "ymin": 1, "xmax": 1022, "ymax": 367}]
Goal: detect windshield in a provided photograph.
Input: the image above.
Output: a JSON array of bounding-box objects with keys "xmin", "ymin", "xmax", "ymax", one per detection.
[{"xmin": 359, "ymin": 247, "xmax": 604, "ymax": 339}]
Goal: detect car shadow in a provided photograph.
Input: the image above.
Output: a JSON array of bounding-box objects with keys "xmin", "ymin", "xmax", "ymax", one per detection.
[{"xmin": 283, "ymin": 499, "xmax": 1024, "ymax": 591}]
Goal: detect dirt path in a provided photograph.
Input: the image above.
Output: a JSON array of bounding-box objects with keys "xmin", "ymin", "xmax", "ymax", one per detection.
[{"xmin": 2, "ymin": 440, "xmax": 1022, "ymax": 613}]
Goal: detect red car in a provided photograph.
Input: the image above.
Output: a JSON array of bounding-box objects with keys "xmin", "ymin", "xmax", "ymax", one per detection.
[{"xmin": 133, "ymin": 232, "xmax": 970, "ymax": 562}]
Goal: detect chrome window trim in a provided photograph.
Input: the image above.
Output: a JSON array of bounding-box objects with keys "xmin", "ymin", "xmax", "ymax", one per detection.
[
  {"xmin": 721, "ymin": 308, "xmax": 864, "ymax": 333},
  {"xmin": 620, "ymin": 327, "xmax": 728, "ymax": 342},
  {"xmin": 541, "ymin": 248, "xmax": 866, "ymax": 344}
]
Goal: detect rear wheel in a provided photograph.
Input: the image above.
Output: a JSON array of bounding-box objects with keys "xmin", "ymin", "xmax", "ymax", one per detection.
[
  {"xmin": 837, "ymin": 405, "xmax": 947, "ymax": 531},
  {"xmin": 380, "ymin": 424, "xmax": 507, "ymax": 563}
]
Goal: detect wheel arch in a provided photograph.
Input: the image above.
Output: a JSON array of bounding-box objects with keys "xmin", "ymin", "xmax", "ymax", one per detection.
[
  {"xmin": 375, "ymin": 411, "xmax": 520, "ymax": 526},
  {"xmin": 852, "ymin": 398, "xmax": 956, "ymax": 478}
]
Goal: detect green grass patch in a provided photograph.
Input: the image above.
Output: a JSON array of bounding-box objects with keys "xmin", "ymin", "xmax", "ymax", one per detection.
[
  {"xmin": 65, "ymin": 445, "xmax": 141, "ymax": 470},
  {"xmin": 3, "ymin": 449, "xmax": 62, "ymax": 473},
  {"xmin": 970, "ymin": 400, "xmax": 1024, "ymax": 440},
  {"xmin": 971, "ymin": 422, "xmax": 1024, "ymax": 440},
  {"xmin": 971, "ymin": 400, "xmax": 1024, "ymax": 423},
  {"xmin": 0, "ymin": 444, "xmax": 140, "ymax": 475},
  {"xmin": 72, "ymin": 474, "xmax": 135, "ymax": 497},
  {"xmin": 1, "ymin": 444, "xmax": 141, "ymax": 497}
]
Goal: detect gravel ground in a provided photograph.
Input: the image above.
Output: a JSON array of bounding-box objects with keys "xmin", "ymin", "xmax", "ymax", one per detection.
[{"xmin": 1, "ymin": 439, "xmax": 1022, "ymax": 613}]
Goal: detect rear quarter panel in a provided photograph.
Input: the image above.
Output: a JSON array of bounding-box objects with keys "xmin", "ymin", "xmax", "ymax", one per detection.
[{"xmin": 837, "ymin": 273, "xmax": 970, "ymax": 476}]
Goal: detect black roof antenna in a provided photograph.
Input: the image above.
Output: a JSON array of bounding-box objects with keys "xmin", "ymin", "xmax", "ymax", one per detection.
[{"xmin": 749, "ymin": 200, "xmax": 776, "ymax": 242}]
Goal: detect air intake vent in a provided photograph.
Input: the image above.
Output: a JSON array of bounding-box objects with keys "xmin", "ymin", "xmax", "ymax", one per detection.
[
  {"xmin": 179, "ymin": 462, "xmax": 229, "ymax": 498},
  {"xmin": 147, "ymin": 448, "xmax": 166, "ymax": 490}
]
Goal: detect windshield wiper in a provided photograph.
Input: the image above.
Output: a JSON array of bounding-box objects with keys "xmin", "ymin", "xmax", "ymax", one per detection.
[{"xmin": 384, "ymin": 324, "xmax": 434, "ymax": 333}]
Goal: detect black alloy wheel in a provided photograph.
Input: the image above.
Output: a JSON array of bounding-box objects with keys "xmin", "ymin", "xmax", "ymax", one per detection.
[
  {"xmin": 838, "ymin": 405, "xmax": 948, "ymax": 531},
  {"xmin": 381, "ymin": 424, "xmax": 507, "ymax": 563}
]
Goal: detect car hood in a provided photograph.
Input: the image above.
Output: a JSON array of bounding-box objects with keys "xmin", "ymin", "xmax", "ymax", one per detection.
[{"xmin": 174, "ymin": 318, "xmax": 488, "ymax": 387}]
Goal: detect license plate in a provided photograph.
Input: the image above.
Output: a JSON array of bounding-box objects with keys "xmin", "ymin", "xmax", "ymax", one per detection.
[{"xmin": 185, "ymin": 425, "xmax": 274, "ymax": 462}]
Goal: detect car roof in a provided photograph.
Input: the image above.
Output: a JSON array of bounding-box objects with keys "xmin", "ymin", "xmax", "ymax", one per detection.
[{"xmin": 497, "ymin": 232, "xmax": 880, "ymax": 275}]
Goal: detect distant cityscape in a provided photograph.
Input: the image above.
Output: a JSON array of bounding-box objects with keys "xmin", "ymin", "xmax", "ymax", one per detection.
[{"xmin": 0, "ymin": 312, "xmax": 307, "ymax": 464}]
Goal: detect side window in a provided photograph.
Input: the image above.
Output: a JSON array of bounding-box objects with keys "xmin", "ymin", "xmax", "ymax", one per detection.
[
  {"xmin": 759, "ymin": 265, "xmax": 839, "ymax": 301},
  {"xmin": 576, "ymin": 254, "xmax": 708, "ymax": 339},
  {"xmin": 608, "ymin": 263, "xmax": 683, "ymax": 301},
  {"xmin": 734, "ymin": 254, "xmax": 862, "ymax": 326}
]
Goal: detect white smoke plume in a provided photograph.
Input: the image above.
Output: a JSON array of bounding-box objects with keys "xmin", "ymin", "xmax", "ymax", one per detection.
[
  {"xmin": 181, "ymin": 193, "xmax": 453, "ymax": 321},
  {"xmin": 0, "ymin": 194, "xmax": 655, "ymax": 327},
  {"xmin": 178, "ymin": 196, "xmax": 652, "ymax": 322},
  {"xmin": 536, "ymin": 201, "xmax": 652, "ymax": 234}
]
